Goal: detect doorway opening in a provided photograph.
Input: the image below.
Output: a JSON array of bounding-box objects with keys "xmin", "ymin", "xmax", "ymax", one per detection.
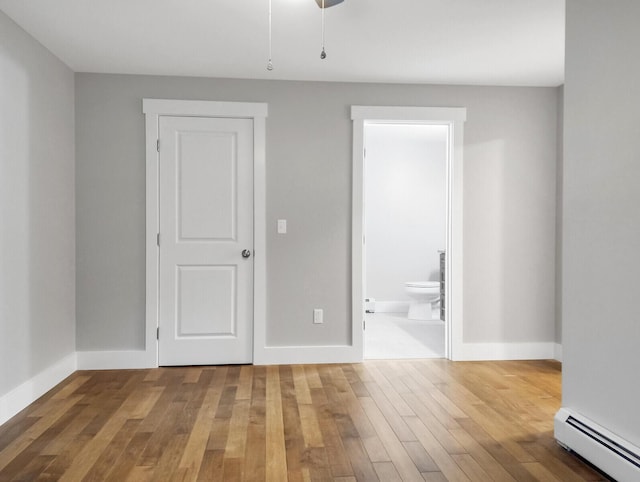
[
  {"xmin": 351, "ymin": 106, "xmax": 466, "ymax": 361},
  {"xmin": 363, "ymin": 123, "xmax": 448, "ymax": 359}
]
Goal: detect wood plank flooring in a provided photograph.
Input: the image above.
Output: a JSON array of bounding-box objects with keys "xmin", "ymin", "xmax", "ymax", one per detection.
[{"xmin": 0, "ymin": 360, "xmax": 609, "ymax": 481}]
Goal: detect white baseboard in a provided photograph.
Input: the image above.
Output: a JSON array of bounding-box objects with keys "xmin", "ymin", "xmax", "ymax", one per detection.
[
  {"xmin": 77, "ymin": 350, "xmax": 156, "ymax": 370},
  {"xmin": 254, "ymin": 345, "xmax": 361, "ymax": 365},
  {"xmin": 452, "ymin": 342, "xmax": 556, "ymax": 361},
  {"xmin": 371, "ymin": 301, "xmax": 410, "ymax": 313},
  {"xmin": 0, "ymin": 352, "xmax": 77, "ymax": 426},
  {"xmin": 258, "ymin": 342, "xmax": 555, "ymax": 364},
  {"xmin": 554, "ymin": 343, "xmax": 563, "ymax": 362}
]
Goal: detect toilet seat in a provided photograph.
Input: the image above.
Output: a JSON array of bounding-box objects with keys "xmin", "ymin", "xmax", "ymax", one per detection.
[{"xmin": 405, "ymin": 281, "xmax": 439, "ymax": 289}]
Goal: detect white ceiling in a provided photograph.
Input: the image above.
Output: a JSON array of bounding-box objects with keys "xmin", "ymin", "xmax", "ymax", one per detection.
[{"xmin": 0, "ymin": 0, "xmax": 565, "ymax": 86}]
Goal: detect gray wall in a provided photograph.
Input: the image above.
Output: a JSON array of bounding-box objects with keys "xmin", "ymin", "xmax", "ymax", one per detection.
[
  {"xmin": 0, "ymin": 11, "xmax": 75, "ymax": 396},
  {"xmin": 75, "ymin": 74, "xmax": 559, "ymax": 350},
  {"xmin": 563, "ymin": 0, "xmax": 640, "ymax": 447},
  {"xmin": 462, "ymin": 89, "xmax": 558, "ymax": 343}
]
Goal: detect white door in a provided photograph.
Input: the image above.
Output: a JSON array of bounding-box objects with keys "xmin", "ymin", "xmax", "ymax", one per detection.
[{"xmin": 158, "ymin": 116, "xmax": 253, "ymax": 365}]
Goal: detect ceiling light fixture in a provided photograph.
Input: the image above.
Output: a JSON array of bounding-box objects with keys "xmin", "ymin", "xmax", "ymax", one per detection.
[
  {"xmin": 266, "ymin": 0, "xmax": 344, "ymax": 70},
  {"xmin": 314, "ymin": 0, "xmax": 344, "ymax": 7}
]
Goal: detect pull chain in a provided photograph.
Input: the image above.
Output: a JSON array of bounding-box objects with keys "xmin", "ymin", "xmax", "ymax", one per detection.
[
  {"xmin": 267, "ymin": 0, "xmax": 274, "ymax": 70},
  {"xmin": 320, "ymin": 0, "xmax": 327, "ymax": 59}
]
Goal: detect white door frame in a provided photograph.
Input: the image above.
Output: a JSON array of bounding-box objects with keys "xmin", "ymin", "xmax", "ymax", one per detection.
[
  {"xmin": 351, "ymin": 105, "xmax": 466, "ymax": 361},
  {"xmin": 143, "ymin": 99, "xmax": 268, "ymax": 367}
]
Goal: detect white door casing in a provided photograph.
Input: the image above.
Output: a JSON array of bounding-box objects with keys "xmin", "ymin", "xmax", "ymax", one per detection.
[
  {"xmin": 158, "ymin": 116, "xmax": 253, "ymax": 365},
  {"xmin": 351, "ymin": 106, "xmax": 466, "ymax": 361},
  {"xmin": 143, "ymin": 99, "xmax": 267, "ymax": 368}
]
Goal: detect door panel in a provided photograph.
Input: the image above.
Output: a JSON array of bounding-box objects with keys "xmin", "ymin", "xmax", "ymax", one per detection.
[
  {"xmin": 159, "ymin": 116, "xmax": 253, "ymax": 366},
  {"xmin": 178, "ymin": 131, "xmax": 237, "ymax": 240},
  {"xmin": 176, "ymin": 265, "xmax": 236, "ymax": 337}
]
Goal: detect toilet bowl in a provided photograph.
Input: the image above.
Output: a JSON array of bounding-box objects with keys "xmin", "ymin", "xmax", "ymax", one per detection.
[{"xmin": 405, "ymin": 281, "xmax": 440, "ymax": 320}]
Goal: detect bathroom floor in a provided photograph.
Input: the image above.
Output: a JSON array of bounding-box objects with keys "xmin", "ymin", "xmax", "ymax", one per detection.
[{"xmin": 364, "ymin": 311, "xmax": 445, "ymax": 359}]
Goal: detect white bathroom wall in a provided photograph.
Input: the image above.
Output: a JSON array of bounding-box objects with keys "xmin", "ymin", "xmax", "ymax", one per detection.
[{"xmin": 364, "ymin": 124, "xmax": 447, "ymax": 306}]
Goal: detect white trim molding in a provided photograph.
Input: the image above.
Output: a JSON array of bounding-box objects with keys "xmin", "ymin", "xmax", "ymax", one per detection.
[
  {"xmin": 453, "ymin": 342, "xmax": 556, "ymax": 361},
  {"xmin": 256, "ymin": 346, "xmax": 362, "ymax": 365},
  {"xmin": 371, "ymin": 301, "xmax": 411, "ymax": 313},
  {"xmin": 143, "ymin": 99, "xmax": 267, "ymax": 119},
  {"xmin": 0, "ymin": 352, "xmax": 77, "ymax": 426},
  {"xmin": 351, "ymin": 105, "xmax": 466, "ymax": 362},
  {"xmin": 143, "ymin": 99, "xmax": 268, "ymax": 367},
  {"xmin": 77, "ymin": 350, "xmax": 157, "ymax": 370},
  {"xmin": 554, "ymin": 343, "xmax": 563, "ymax": 362}
]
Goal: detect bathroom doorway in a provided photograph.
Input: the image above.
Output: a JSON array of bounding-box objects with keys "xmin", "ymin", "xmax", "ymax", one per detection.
[
  {"xmin": 364, "ymin": 124, "xmax": 447, "ymax": 359},
  {"xmin": 351, "ymin": 106, "xmax": 466, "ymax": 361}
]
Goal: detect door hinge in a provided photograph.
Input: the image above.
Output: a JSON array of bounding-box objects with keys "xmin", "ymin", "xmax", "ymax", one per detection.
[
  {"xmin": 363, "ymin": 319, "xmax": 366, "ymax": 331},
  {"xmin": 156, "ymin": 139, "xmax": 160, "ymax": 152},
  {"xmin": 157, "ymin": 327, "xmax": 159, "ymax": 340},
  {"xmin": 157, "ymin": 233, "xmax": 160, "ymax": 246}
]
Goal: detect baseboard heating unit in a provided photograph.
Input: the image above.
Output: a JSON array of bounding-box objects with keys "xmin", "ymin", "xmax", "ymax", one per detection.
[{"xmin": 555, "ymin": 408, "xmax": 640, "ymax": 482}]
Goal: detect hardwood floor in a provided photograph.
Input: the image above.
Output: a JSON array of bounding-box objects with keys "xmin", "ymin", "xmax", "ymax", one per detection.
[{"xmin": 0, "ymin": 360, "xmax": 608, "ymax": 481}]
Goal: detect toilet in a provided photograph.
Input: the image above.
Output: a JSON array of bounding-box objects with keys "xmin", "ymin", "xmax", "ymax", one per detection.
[{"xmin": 405, "ymin": 281, "xmax": 440, "ymax": 320}]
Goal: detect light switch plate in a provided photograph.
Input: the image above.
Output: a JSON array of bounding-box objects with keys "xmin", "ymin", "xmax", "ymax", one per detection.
[
  {"xmin": 313, "ymin": 309, "xmax": 323, "ymax": 324},
  {"xmin": 277, "ymin": 219, "xmax": 287, "ymax": 234}
]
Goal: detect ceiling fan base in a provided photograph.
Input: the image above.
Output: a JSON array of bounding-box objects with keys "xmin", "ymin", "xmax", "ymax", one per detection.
[{"xmin": 315, "ymin": 0, "xmax": 344, "ymax": 8}]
